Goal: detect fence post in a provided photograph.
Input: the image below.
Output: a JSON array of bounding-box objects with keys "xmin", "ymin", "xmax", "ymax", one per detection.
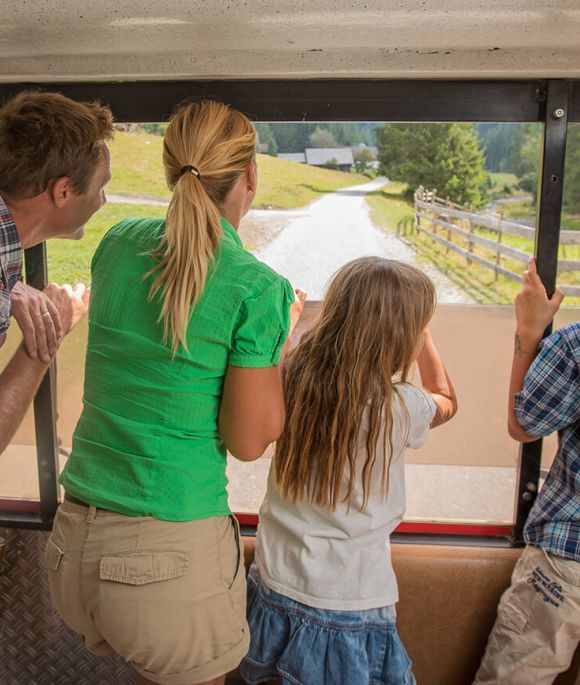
[
  {"xmin": 414, "ymin": 187, "xmax": 421, "ymax": 237},
  {"xmin": 444, "ymin": 197, "xmax": 452, "ymax": 253},
  {"xmin": 466, "ymin": 203, "xmax": 475, "ymax": 265},
  {"xmin": 494, "ymin": 210, "xmax": 504, "ymax": 281},
  {"xmin": 429, "ymin": 189, "xmax": 437, "ymax": 236}
]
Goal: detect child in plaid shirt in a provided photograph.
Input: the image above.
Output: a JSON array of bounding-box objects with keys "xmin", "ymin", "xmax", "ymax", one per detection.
[{"xmin": 474, "ymin": 257, "xmax": 579, "ymax": 685}]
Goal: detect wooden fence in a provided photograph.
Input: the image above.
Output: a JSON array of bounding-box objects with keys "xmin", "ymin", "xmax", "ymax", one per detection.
[{"xmin": 412, "ymin": 187, "xmax": 580, "ymax": 297}]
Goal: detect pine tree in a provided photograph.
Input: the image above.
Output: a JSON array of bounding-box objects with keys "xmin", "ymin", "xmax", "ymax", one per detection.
[{"xmin": 376, "ymin": 123, "xmax": 489, "ymax": 206}]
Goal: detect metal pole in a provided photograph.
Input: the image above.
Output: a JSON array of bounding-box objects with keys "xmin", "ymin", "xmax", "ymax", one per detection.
[
  {"xmin": 513, "ymin": 80, "xmax": 569, "ymax": 541},
  {"xmin": 23, "ymin": 243, "xmax": 59, "ymax": 521}
]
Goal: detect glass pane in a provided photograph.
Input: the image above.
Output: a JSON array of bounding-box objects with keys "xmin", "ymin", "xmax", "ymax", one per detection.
[
  {"xmin": 0, "ymin": 326, "xmax": 39, "ymax": 501},
  {"xmin": 47, "ymin": 121, "xmax": 547, "ymax": 526},
  {"xmin": 558, "ymin": 121, "xmax": 580, "ymax": 308}
]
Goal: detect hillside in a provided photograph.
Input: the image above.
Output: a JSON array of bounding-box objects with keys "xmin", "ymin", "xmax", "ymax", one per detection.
[
  {"xmin": 106, "ymin": 130, "xmax": 368, "ymax": 208},
  {"xmin": 46, "ymin": 131, "xmax": 369, "ymax": 283}
]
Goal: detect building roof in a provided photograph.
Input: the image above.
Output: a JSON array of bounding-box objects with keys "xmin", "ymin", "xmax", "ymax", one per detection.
[
  {"xmin": 278, "ymin": 153, "xmax": 307, "ymax": 163},
  {"xmin": 305, "ymin": 148, "xmax": 354, "ymax": 166}
]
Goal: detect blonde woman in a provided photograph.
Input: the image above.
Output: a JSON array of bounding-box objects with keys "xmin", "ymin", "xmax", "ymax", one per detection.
[
  {"xmin": 46, "ymin": 101, "xmax": 301, "ymax": 685},
  {"xmin": 241, "ymin": 258, "xmax": 457, "ymax": 685}
]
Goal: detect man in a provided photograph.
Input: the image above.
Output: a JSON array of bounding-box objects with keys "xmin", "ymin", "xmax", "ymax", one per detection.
[
  {"xmin": 474, "ymin": 257, "xmax": 579, "ymax": 684},
  {"xmin": 0, "ymin": 91, "xmax": 114, "ymax": 452}
]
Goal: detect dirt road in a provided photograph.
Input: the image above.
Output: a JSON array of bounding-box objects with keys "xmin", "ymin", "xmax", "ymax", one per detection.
[{"xmin": 250, "ymin": 178, "xmax": 475, "ymax": 302}]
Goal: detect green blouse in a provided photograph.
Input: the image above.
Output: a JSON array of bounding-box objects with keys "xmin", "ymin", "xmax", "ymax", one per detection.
[{"xmin": 61, "ymin": 217, "xmax": 293, "ymax": 520}]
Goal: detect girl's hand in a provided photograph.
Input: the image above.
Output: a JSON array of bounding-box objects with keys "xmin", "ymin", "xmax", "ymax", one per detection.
[
  {"xmin": 515, "ymin": 257, "xmax": 564, "ymax": 346},
  {"xmin": 289, "ymin": 289, "xmax": 307, "ymax": 335}
]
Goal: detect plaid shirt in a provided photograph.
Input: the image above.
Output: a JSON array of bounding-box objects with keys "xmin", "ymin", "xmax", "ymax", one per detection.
[
  {"xmin": 0, "ymin": 194, "xmax": 22, "ymax": 336},
  {"xmin": 514, "ymin": 321, "xmax": 580, "ymax": 561}
]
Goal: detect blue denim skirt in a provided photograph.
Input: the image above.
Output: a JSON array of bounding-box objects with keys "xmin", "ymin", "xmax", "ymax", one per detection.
[{"xmin": 240, "ymin": 565, "xmax": 416, "ymax": 685}]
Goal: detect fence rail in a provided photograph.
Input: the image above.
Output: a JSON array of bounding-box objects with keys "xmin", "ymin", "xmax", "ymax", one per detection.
[{"xmin": 412, "ymin": 188, "xmax": 580, "ymax": 297}]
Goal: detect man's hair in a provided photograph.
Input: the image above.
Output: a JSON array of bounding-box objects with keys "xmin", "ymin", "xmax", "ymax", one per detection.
[{"xmin": 0, "ymin": 91, "xmax": 114, "ymax": 199}]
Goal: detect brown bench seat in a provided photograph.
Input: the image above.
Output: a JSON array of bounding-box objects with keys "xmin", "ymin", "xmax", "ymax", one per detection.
[{"xmin": 229, "ymin": 538, "xmax": 579, "ymax": 685}]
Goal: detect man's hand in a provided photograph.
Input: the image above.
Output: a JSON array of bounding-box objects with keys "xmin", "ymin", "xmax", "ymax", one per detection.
[
  {"xmin": 10, "ymin": 281, "xmax": 62, "ymax": 363},
  {"xmin": 515, "ymin": 257, "xmax": 564, "ymax": 349},
  {"xmin": 44, "ymin": 283, "xmax": 90, "ymax": 337}
]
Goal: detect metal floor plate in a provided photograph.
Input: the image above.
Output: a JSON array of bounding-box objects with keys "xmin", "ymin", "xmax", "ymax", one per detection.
[{"xmin": 0, "ymin": 528, "xmax": 132, "ymax": 685}]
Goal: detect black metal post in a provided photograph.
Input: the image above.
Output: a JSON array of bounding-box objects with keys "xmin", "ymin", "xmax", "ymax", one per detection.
[
  {"xmin": 23, "ymin": 243, "xmax": 60, "ymax": 521},
  {"xmin": 513, "ymin": 80, "xmax": 569, "ymax": 541}
]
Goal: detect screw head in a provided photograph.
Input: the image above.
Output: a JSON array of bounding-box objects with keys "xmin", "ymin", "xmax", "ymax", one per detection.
[
  {"xmin": 526, "ymin": 481, "xmax": 537, "ymax": 493},
  {"xmin": 553, "ymin": 108, "xmax": 565, "ymax": 119},
  {"xmin": 522, "ymin": 492, "xmax": 533, "ymax": 502}
]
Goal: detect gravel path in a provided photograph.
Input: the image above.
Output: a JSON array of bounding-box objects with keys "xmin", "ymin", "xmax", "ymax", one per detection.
[
  {"xmin": 108, "ymin": 183, "xmax": 474, "ymax": 303},
  {"xmin": 252, "ymin": 177, "xmax": 475, "ymax": 303}
]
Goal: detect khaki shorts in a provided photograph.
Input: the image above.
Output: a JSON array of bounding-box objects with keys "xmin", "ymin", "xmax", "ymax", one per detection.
[
  {"xmin": 473, "ymin": 544, "xmax": 580, "ymax": 685},
  {"xmin": 46, "ymin": 500, "xmax": 249, "ymax": 685}
]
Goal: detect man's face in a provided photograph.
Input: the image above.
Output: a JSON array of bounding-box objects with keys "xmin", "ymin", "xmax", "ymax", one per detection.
[{"xmin": 56, "ymin": 144, "xmax": 111, "ymax": 240}]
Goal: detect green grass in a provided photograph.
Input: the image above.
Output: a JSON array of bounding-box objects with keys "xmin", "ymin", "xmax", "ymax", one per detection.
[
  {"xmin": 107, "ymin": 131, "xmax": 369, "ymax": 207},
  {"xmin": 365, "ymin": 183, "xmax": 414, "ymax": 232},
  {"xmin": 107, "ymin": 132, "xmax": 170, "ymax": 199},
  {"xmin": 488, "ymin": 172, "xmax": 519, "ymax": 197},
  {"xmin": 46, "ymin": 131, "xmax": 370, "ymax": 283},
  {"xmin": 253, "ymin": 154, "xmax": 368, "ymax": 208},
  {"xmin": 365, "ymin": 182, "xmax": 580, "ymax": 305},
  {"xmin": 47, "ymin": 204, "xmax": 167, "ymax": 284}
]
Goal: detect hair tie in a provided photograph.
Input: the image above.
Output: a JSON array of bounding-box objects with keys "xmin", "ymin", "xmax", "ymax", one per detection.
[{"xmin": 180, "ymin": 165, "xmax": 201, "ymax": 179}]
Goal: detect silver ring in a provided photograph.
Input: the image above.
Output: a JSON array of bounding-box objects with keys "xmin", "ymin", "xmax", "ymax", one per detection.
[{"xmin": 41, "ymin": 311, "xmax": 52, "ymax": 319}]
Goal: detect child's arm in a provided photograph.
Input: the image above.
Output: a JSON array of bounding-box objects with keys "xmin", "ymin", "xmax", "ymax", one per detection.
[
  {"xmin": 508, "ymin": 257, "xmax": 564, "ymax": 442},
  {"xmin": 416, "ymin": 329, "xmax": 457, "ymax": 428}
]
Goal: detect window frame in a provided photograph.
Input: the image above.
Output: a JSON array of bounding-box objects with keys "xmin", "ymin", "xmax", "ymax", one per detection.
[{"xmin": 0, "ymin": 78, "xmax": 576, "ymax": 540}]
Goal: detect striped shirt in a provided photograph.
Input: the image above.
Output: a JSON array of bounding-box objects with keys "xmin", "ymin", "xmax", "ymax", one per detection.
[
  {"xmin": 0, "ymin": 195, "xmax": 22, "ymax": 336},
  {"xmin": 514, "ymin": 321, "xmax": 580, "ymax": 561}
]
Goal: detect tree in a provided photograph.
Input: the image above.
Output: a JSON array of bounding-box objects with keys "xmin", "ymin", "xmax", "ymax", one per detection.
[
  {"xmin": 563, "ymin": 124, "xmax": 580, "ymax": 215},
  {"xmin": 267, "ymin": 138, "xmax": 278, "ymax": 156},
  {"xmin": 353, "ymin": 146, "xmax": 375, "ymax": 173},
  {"xmin": 322, "ymin": 158, "xmax": 340, "ymax": 170},
  {"xmin": 309, "ymin": 127, "xmax": 339, "ymax": 148},
  {"xmin": 254, "ymin": 123, "xmax": 276, "ymax": 154},
  {"xmin": 376, "ymin": 123, "xmax": 489, "ymax": 206}
]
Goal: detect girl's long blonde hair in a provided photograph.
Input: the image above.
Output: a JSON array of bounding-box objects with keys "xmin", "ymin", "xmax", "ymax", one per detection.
[
  {"xmin": 274, "ymin": 257, "xmax": 436, "ymax": 511},
  {"xmin": 149, "ymin": 100, "xmax": 257, "ymax": 353}
]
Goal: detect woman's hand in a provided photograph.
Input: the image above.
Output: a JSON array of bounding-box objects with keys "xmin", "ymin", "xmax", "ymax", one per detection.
[{"xmin": 289, "ymin": 289, "xmax": 307, "ymax": 336}]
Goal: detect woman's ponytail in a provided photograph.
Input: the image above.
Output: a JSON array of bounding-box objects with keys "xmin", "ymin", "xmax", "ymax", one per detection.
[{"xmin": 148, "ymin": 101, "xmax": 257, "ymax": 354}]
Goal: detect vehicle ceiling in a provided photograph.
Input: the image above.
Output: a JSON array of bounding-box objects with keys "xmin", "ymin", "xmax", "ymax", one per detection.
[{"xmin": 2, "ymin": 1, "xmax": 579, "ymax": 83}]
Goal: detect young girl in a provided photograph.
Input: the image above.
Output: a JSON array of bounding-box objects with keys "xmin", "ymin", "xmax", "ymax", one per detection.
[{"xmin": 240, "ymin": 256, "xmax": 457, "ymax": 685}]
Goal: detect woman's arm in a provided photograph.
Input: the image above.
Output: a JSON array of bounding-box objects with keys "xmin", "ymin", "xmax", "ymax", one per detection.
[
  {"xmin": 219, "ymin": 289, "xmax": 307, "ymax": 461},
  {"xmin": 219, "ymin": 365, "xmax": 285, "ymax": 461},
  {"xmin": 416, "ymin": 329, "xmax": 458, "ymax": 428}
]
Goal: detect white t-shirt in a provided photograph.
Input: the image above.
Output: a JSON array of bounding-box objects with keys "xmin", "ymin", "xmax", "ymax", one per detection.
[{"xmin": 254, "ymin": 383, "xmax": 436, "ymax": 611}]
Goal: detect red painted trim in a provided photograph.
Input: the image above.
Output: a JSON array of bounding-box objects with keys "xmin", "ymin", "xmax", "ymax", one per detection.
[
  {"xmin": 0, "ymin": 502, "xmax": 512, "ymax": 537},
  {"xmin": 0, "ymin": 499, "xmax": 41, "ymax": 513},
  {"xmin": 235, "ymin": 513, "xmax": 260, "ymax": 527},
  {"xmin": 234, "ymin": 512, "xmax": 511, "ymax": 537},
  {"xmin": 395, "ymin": 522, "xmax": 512, "ymax": 537}
]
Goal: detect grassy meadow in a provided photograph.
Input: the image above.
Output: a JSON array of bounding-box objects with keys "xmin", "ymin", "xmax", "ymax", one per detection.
[{"xmin": 46, "ymin": 131, "xmax": 369, "ymax": 284}]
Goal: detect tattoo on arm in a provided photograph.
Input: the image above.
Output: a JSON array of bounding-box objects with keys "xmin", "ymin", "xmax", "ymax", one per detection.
[{"xmin": 515, "ymin": 335, "xmax": 526, "ymax": 355}]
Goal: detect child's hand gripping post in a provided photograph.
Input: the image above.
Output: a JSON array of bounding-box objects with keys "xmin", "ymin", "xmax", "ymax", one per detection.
[{"xmin": 508, "ymin": 257, "xmax": 564, "ymax": 442}]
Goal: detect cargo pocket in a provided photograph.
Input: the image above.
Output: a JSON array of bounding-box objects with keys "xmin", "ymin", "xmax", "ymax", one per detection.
[
  {"xmin": 99, "ymin": 551, "xmax": 189, "ymax": 585},
  {"xmin": 44, "ymin": 538, "xmax": 64, "ymax": 572}
]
